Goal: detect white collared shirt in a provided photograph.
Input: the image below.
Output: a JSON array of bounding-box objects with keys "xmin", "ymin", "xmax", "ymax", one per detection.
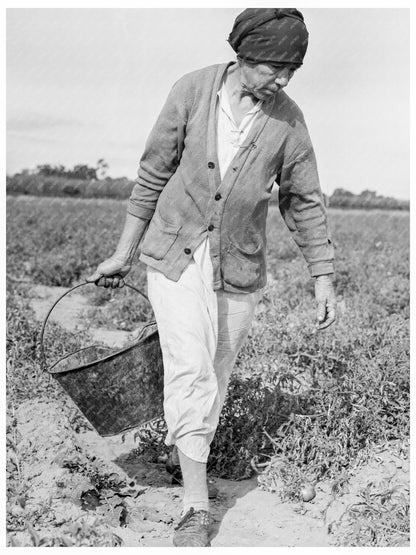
[{"xmin": 216, "ymin": 83, "xmax": 263, "ymax": 180}]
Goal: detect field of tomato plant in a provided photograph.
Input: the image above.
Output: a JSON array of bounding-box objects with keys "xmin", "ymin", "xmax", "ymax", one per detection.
[{"xmin": 6, "ymin": 195, "xmax": 410, "ymax": 547}]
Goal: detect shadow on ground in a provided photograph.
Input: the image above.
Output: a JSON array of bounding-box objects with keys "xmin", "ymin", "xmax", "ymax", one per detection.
[{"xmin": 112, "ymin": 446, "xmax": 258, "ymax": 544}]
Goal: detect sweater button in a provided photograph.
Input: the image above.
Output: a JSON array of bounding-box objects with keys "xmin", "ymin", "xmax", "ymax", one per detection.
[
  {"xmin": 208, "ymin": 224, "xmax": 214, "ymax": 231},
  {"xmin": 207, "ymin": 161, "xmax": 215, "ymax": 169},
  {"xmin": 214, "ymin": 193, "xmax": 221, "ymax": 201},
  {"xmin": 184, "ymin": 248, "xmax": 191, "ymax": 255}
]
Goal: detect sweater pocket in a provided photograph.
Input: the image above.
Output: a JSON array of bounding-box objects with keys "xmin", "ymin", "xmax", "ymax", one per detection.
[
  {"xmin": 223, "ymin": 240, "xmax": 266, "ymax": 289},
  {"xmin": 140, "ymin": 211, "xmax": 182, "ymax": 261}
]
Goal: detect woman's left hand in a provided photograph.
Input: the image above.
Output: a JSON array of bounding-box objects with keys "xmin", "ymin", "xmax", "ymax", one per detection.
[{"xmin": 314, "ymin": 275, "xmax": 336, "ymax": 330}]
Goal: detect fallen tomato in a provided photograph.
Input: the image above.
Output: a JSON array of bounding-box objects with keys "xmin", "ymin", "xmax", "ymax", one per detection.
[{"xmin": 300, "ymin": 485, "xmax": 316, "ymax": 502}]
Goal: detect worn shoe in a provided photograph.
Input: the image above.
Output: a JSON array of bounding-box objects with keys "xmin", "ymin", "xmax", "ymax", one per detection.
[{"xmin": 173, "ymin": 507, "xmax": 211, "ymax": 547}]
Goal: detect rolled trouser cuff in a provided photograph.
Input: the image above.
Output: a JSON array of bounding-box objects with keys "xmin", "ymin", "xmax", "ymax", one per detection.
[{"xmin": 168, "ymin": 434, "xmax": 213, "ymax": 464}]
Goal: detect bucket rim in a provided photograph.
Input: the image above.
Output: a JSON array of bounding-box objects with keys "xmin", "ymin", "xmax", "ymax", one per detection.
[{"xmin": 48, "ymin": 324, "xmax": 159, "ymax": 375}]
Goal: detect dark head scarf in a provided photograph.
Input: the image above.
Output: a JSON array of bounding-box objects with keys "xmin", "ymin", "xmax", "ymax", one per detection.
[{"xmin": 228, "ymin": 8, "xmax": 309, "ymax": 66}]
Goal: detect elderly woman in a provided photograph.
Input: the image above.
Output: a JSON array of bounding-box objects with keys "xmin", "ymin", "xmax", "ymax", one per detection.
[{"xmin": 87, "ymin": 8, "xmax": 336, "ymax": 547}]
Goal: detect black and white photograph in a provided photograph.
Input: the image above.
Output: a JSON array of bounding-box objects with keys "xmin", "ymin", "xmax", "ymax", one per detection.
[{"xmin": 5, "ymin": 3, "xmax": 411, "ymax": 548}]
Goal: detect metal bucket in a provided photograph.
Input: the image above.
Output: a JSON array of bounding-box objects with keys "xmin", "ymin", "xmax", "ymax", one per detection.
[{"xmin": 39, "ymin": 281, "xmax": 164, "ymax": 437}]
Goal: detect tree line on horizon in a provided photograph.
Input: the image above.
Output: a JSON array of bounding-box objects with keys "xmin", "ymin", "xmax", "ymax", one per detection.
[{"xmin": 6, "ymin": 161, "xmax": 409, "ymax": 211}]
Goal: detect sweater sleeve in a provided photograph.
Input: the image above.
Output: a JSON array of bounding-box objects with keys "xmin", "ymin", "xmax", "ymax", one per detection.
[
  {"xmin": 277, "ymin": 125, "xmax": 335, "ymax": 277},
  {"xmin": 127, "ymin": 78, "xmax": 189, "ymax": 220}
]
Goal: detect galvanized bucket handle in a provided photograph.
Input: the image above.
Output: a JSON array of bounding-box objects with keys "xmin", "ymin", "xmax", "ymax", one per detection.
[{"xmin": 39, "ymin": 280, "xmax": 150, "ymax": 373}]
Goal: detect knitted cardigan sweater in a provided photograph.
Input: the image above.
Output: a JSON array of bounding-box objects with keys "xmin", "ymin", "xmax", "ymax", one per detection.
[{"xmin": 128, "ymin": 62, "xmax": 334, "ymax": 292}]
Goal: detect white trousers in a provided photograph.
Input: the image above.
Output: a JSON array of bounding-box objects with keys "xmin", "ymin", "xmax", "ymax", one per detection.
[{"xmin": 146, "ymin": 238, "xmax": 262, "ymax": 463}]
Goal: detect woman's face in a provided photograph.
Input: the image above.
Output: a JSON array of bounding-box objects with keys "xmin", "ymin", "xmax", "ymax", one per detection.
[{"xmin": 238, "ymin": 59, "xmax": 299, "ymax": 100}]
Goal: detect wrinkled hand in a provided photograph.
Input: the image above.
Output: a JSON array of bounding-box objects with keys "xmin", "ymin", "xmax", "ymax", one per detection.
[
  {"xmin": 315, "ymin": 275, "xmax": 336, "ymax": 330},
  {"xmin": 86, "ymin": 255, "xmax": 132, "ymax": 289}
]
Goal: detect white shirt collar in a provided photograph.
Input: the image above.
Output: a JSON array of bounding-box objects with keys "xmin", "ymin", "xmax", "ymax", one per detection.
[{"xmin": 217, "ymin": 83, "xmax": 263, "ymax": 126}]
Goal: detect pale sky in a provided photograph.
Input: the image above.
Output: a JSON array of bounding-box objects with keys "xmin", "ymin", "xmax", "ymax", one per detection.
[{"xmin": 6, "ymin": 8, "xmax": 410, "ymax": 199}]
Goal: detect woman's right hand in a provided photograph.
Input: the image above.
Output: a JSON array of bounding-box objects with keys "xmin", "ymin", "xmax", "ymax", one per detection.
[{"xmin": 86, "ymin": 255, "xmax": 132, "ymax": 288}]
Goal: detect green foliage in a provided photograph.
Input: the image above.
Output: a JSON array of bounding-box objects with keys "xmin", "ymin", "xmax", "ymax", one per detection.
[
  {"xmin": 269, "ymin": 187, "xmax": 409, "ymax": 210},
  {"xmin": 6, "ymin": 281, "xmax": 87, "ymax": 406},
  {"xmin": 208, "ymin": 373, "xmax": 291, "ymax": 478},
  {"xmin": 36, "ymin": 162, "xmax": 98, "ymax": 180},
  {"xmin": 328, "ymin": 188, "xmax": 409, "ymax": 210},
  {"xmin": 6, "ymin": 197, "xmax": 409, "ymax": 546},
  {"xmin": 6, "ymin": 174, "xmax": 134, "ymax": 200},
  {"xmin": 331, "ymin": 477, "xmax": 410, "ymax": 546},
  {"xmin": 7, "ymin": 197, "xmax": 132, "ymax": 286},
  {"xmin": 7, "ymin": 172, "xmax": 409, "ymax": 210}
]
